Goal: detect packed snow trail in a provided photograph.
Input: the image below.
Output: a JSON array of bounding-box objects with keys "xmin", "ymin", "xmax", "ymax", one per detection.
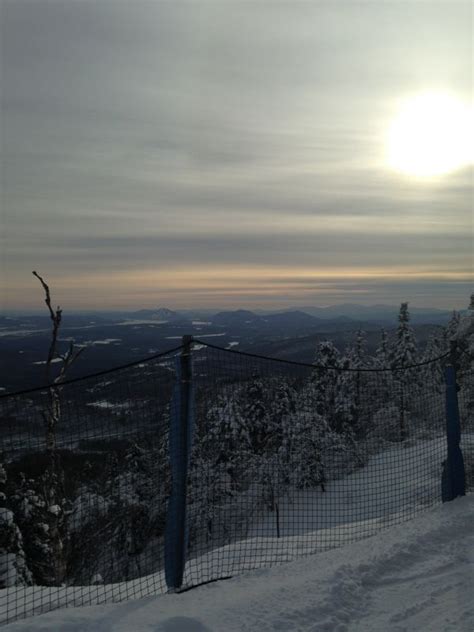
[{"xmin": 4, "ymin": 495, "xmax": 473, "ymax": 632}]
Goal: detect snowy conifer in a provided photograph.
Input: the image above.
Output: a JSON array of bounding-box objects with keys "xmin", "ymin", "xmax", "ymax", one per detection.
[
  {"xmin": 455, "ymin": 294, "xmax": 474, "ymax": 419},
  {"xmin": 375, "ymin": 329, "xmax": 390, "ymax": 369},
  {"xmin": 371, "ymin": 328, "xmax": 394, "ymax": 410},
  {"xmin": 390, "ymin": 303, "xmax": 419, "ymax": 440},
  {"xmin": 391, "ymin": 303, "xmax": 418, "ymax": 368},
  {"xmin": 0, "ymin": 464, "xmax": 32, "ymax": 588},
  {"xmin": 241, "ymin": 379, "xmax": 272, "ymax": 456},
  {"xmin": 204, "ymin": 392, "xmax": 251, "ymax": 485},
  {"xmin": 311, "ymin": 341, "xmax": 341, "ymax": 428},
  {"xmin": 9, "ymin": 471, "xmax": 65, "ymax": 586},
  {"xmin": 333, "ymin": 331, "xmax": 369, "ymax": 438},
  {"xmin": 422, "ymin": 333, "xmax": 444, "ymax": 394},
  {"xmin": 446, "ymin": 310, "xmax": 461, "ymax": 344}
]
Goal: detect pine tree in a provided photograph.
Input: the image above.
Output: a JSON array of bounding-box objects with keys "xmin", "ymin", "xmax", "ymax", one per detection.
[
  {"xmin": 371, "ymin": 328, "xmax": 393, "ymax": 411},
  {"xmin": 241, "ymin": 379, "xmax": 272, "ymax": 457},
  {"xmin": 284, "ymin": 404, "xmax": 340, "ymax": 490},
  {"xmin": 390, "ymin": 302, "xmax": 419, "ymax": 441},
  {"xmin": 7, "ymin": 471, "xmax": 63, "ymax": 586},
  {"xmin": 204, "ymin": 392, "xmax": 251, "ymax": 486},
  {"xmin": 422, "ymin": 333, "xmax": 444, "ymax": 394},
  {"xmin": 311, "ymin": 341, "xmax": 341, "ymax": 429},
  {"xmin": 0, "ymin": 464, "xmax": 32, "ymax": 588},
  {"xmin": 66, "ymin": 440, "xmax": 169, "ymax": 584},
  {"xmin": 270, "ymin": 380, "xmax": 296, "ymax": 423},
  {"xmin": 391, "ymin": 303, "xmax": 418, "ymax": 368},
  {"xmin": 445, "ymin": 310, "xmax": 461, "ymax": 346},
  {"xmin": 187, "ymin": 446, "xmax": 233, "ymax": 547},
  {"xmin": 334, "ymin": 330, "xmax": 371, "ymax": 441},
  {"xmin": 375, "ymin": 329, "xmax": 390, "ymax": 369},
  {"xmin": 456, "ymin": 294, "xmax": 474, "ymax": 365},
  {"xmin": 455, "ymin": 294, "xmax": 474, "ymax": 421}
]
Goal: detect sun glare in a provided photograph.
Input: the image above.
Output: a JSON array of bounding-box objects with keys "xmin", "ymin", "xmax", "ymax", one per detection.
[{"xmin": 387, "ymin": 93, "xmax": 472, "ymax": 178}]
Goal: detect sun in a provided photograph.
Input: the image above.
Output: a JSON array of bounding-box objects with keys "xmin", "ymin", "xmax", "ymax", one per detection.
[{"xmin": 387, "ymin": 92, "xmax": 472, "ymax": 178}]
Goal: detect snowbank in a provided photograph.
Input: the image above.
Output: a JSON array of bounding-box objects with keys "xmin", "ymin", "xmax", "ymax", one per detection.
[{"xmin": 3, "ymin": 494, "xmax": 473, "ymax": 631}]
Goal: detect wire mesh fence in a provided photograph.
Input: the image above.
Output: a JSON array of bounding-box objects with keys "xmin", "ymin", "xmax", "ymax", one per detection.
[
  {"xmin": 0, "ymin": 338, "xmax": 471, "ymax": 626},
  {"xmin": 458, "ymin": 350, "xmax": 474, "ymax": 491},
  {"xmin": 0, "ymin": 346, "xmax": 180, "ymax": 625},
  {"xmin": 185, "ymin": 341, "xmax": 453, "ymax": 587}
]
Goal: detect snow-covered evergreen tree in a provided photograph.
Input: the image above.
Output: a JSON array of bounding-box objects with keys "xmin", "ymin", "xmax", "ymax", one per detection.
[
  {"xmin": 335, "ymin": 330, "xmax": 368, "ymax": 438},
  {"xmin": 311, "ymin": 341, "xmax": 341, "ymax": 429},
  {"xmin": 391, "ymin": 303, "xmax": 418, "ymax": 368},
  {"xmin": 241, "ymin": 379, "xmax": 272, "ymax": 457},
  {"xmin": 204, "ymin": 392, "xmax": 251, "ymax": 482},
  {"xmin": 422, "ymin": 333, "xmax": 444, "ymax": 394},
  {"xmin": 188, "ymin": 446, "xmax": 234, "ymax": 546},
  {"xmin": 7, "ymin": 470, "xmax": 65, "ymax": 586},
  {"xmin": 446, "ymin": 310, "xmax": 461, "ymax": 345},
  {"xmin": 390, "ymin": 303, "xmax": 419, "ymax": 441},
  {"xmin": 270, "ymin": 379, "xmax": 297, "ymax": 474},
  {"xmin": 375, "ymin": 329, "xmax": 390, "ymax": 369},
  {"xmin": 285, "ymin": 409, "xmax": 333, "ymax": 490},
  {"xmin": 371, "ymin": 328, "xmax": 393, "ymax": 411},
  {"xmin": 456, "ymin": 294, "xmax": 474, "ymax": 365},
  {"xmin": 0, "ymin": 464, "xmax": 32, "ymax": 588},
  {"xmin": 455, "ymin": 294, "xmax": 474, "ymax": 423},
  {"xmin": 67, "ymin": 439, "xmax": 169, "ymax": 584}
]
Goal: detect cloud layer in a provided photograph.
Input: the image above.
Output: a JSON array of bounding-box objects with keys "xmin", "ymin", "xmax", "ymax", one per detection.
[{"xmin": 1, "ymin": 1, "xmax": 472, "ymax": 309}]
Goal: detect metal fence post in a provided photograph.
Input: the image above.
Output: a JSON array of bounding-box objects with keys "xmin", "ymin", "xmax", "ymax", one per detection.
[
  {"xmin": 165, "ymin": 335, "xmax": 194, "ymax": 591},
  {"xmin": 442, "ymin": 347, "xmax": 465, "ymax": 502}
]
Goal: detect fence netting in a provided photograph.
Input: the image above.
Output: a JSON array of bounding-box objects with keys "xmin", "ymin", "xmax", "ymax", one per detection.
[
  {"xmin": 0, "ymin": 340, "xmax": 471, "ymax": 626},
  {"xmin": 458, "ymin": 351, "xmax": 474, "ymax": 491},
  {"xmin": 185, "ymin": 342, "xmax": 455, "ymax": 588},
  {"xmin": 0, "ymin": 347, "xmax": 180, "ymax": 625}
]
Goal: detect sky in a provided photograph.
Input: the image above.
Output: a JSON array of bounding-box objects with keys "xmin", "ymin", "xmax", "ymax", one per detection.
[{"xmin": 1, "ymin": 0, "xmax": 472, "ymax": 311}]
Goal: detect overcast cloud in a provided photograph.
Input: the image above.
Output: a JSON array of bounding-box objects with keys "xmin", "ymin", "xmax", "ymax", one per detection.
[{"xmin": 1, "ymin": 1, "xmax": 472, "ymax": 309}]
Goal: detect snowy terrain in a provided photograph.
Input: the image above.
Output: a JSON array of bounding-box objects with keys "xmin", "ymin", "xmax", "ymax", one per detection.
[
  {"xmin": 0, "ymin": 435, "xmax": 450, "ymax": 625},
  {"xmin": 2, "ymin": 434, "xmax": 470, "ymax": 628},
  {"xmin": 3, "ymin": 494, "xmax": 472, "ymax": 631}
]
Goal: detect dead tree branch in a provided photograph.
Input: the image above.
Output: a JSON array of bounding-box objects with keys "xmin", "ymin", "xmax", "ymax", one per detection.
[
  {"xmin": 32, "ymin": 271, "xmax": 85, "ymax": 385},
  {"xmin": 32, "ymin": 271, "xmax": 87, "ymax": 585}
]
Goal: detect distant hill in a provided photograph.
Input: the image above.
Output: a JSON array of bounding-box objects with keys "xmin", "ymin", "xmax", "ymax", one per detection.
[
  {"xmin": 263, "ymin": 310, "xmax": 321, "ymax": 328},
  {"xmin": 297, "ymin": 304, "xmax": 453, "ymax": 325},
  {"xmin": 128, "ymin": 308, "xmax": 189, "ymax": 323},
  {"xmin": 211, "ymin": 309, "xmax": 263, "ymax": 327},
  {"xmin": 207, "ymin": 309, "xmax": 379, "ymax": 336}
]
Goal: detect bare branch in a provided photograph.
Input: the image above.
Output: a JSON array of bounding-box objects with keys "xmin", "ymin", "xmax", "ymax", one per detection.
[
  {"xmin": 32, "ymin": 271, "xmax": 62, "ymax": 372},
  {"xmin": 33, "ymin": 270, "xmax": 86, "ymax": 387},
  {"xmin": 32, "ymin": 271, "xmax": 61, "ymax": 323},
  {"xmin": 56, "ymin": 346, "xmax": 85, "ymax": 383}
]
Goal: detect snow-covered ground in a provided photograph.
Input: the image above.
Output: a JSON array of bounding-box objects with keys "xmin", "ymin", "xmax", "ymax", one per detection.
[
  {"xmin": 3, "ymin": 494, "xmax": 472, "ymax": 631},
  {"xmin": 0, "ymin": 436, "xmax": 463, "ymax": 628}
]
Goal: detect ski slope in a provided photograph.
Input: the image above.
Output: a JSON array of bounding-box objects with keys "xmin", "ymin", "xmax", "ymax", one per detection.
[{"xmin": 3, "ymin": 494, "xmax": 472, "ymax": 631}]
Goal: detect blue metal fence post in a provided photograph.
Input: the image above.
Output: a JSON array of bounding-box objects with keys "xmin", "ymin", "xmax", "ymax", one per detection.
[
  {"xmin": 165, "ymin": 335, "xmax": 194, "ymax": 591},
  {"xmin": 442, "ymin": 346, "xmax": 465, "ymax": 502}
]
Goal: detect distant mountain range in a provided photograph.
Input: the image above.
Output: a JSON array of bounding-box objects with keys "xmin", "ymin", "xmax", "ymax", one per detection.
[
  {"xmin": 2, "ymin": 303, "xmax": 459, "ymax": 329},
  {"xmin": 160, "ymin": 304, "xmax": 456, "ymax": 327},
  {"xmin": 0, "ymin": 303, "xmax": 459, "ymax": 393},
  {"xmin": 209, "ymin": 309, "xmax": 372, "ymax": 331},
  {"xmin": 118, "ymin": 304, "xmax": 456, "ymax": 336}
]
